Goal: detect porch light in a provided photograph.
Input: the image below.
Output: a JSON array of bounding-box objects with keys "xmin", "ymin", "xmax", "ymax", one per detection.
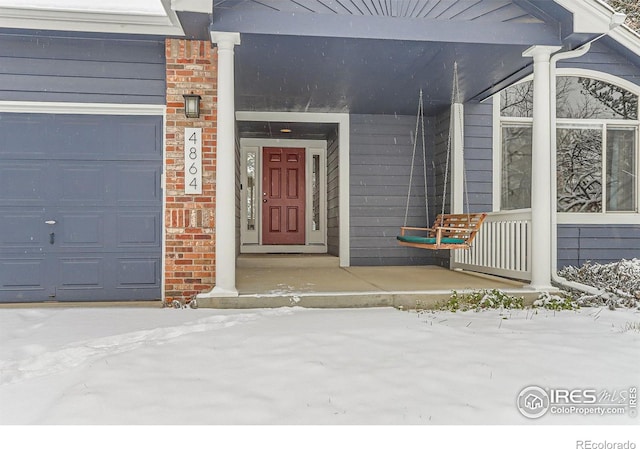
[{"xmin": 183, "ymin": 94, "xmax": 201, "ymax": 119}]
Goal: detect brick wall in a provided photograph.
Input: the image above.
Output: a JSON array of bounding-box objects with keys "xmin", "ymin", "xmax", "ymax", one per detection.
[{"xmin": 164, "ymin": 38, "xmax": 217, "ymax": 303}]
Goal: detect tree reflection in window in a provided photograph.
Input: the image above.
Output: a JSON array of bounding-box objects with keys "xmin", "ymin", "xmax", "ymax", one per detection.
[
  {"xmin": 557, "ymin": 128, "xmax": 602, "ymax": 212},
  {"xmin": 501, "ymin": 125, "xmax": 532, "ymax": 210},
  {"xmin": 557, "ymin": 76, "xmax": 638, "ymax": 119},
  {"xmin": 499, "ymin": 75, "xmax": 638, "ymax": 214},
  {"xmin": 500, "ymin": 81, "xmax": 533, "ymax": 117}
]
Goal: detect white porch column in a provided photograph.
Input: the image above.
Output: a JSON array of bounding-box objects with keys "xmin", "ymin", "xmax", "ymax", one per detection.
[
  {"xmin": 201, "ymin": 31, "xmax": 241, "ymax": 298},
  {"xmin": 522, "ymin": 45, "xmax": 561, "ymax": 290},
  {"xmin": 451, "ymin": 102, "xmax": 465, "ymax": 214}
]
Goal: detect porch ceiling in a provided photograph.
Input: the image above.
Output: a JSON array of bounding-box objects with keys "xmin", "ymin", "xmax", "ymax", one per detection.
[
  {"xmin": 234, "ymin": 34, "xmax": 539, "ymax": 116},
  {"xmin": 215, "ymin": 0, "xmax": 571, "ymax": 117}
]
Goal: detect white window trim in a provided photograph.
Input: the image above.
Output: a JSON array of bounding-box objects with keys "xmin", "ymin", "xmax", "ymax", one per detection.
[
  {"xmin": 239, "ymin": 138, "xmax": 328, "ymax": 253},
  {"xmin": 493, "ymin": 69, "xmax": 640, "ymax": 224}
]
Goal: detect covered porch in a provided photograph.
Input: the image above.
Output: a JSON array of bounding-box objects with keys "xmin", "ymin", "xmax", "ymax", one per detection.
[
  {"xmin": 195, "ymin": 253, "xmax": 532, "ymax": 309},
  {"xmin": 201, "ymin": 0, "xmax": 627, "ymax": 301}
]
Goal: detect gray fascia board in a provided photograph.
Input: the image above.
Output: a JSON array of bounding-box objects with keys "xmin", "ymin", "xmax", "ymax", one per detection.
[
  {"xmin": 211, "ymin": 9, "xmax": 561, "ymax": 46},
  {"xmin": 176, "ymin": 11, "xmax": 211, "ymax": 40}
]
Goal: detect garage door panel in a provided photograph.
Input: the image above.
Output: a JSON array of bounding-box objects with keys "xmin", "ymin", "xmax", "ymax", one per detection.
[
  {"xmin": 118, "ymin": 258, "xmax": 159, "ymax": 286},
  {"xmin": 120, "ymin": 122, "xmax": 162, "ymax": 158},
  {"xmin": 0, "ymin": 209, "xmax": 47, "ymax": 249},
  {"xmin": 54, "ymin": 255, "xmax": 161, "ymax": 301},
  {"xmin": 0, "ymin": 162, "xmax": 48, "ymax": 204},
  {"xmin": 59, "ymin": 164, "xmax": 106, "ymax": 203},
  {"xmin": 0, "ymin": 117, "xmax": 48, "ymax": 159},
  {"xmin": 0, "ymin": 114, "xmax": 161, "ymax": 162},
  {"xmin": 53, "ymin": 161, "xmax": 161, "ymax": 206},
  {"xmin": 49, "ymin": 116, "xmax": 121, "ymax": 160},
  {"xmin": 58, "ymin": 213, "xmax": 104, "ymax": 249},
  {"xmin": 116, "ymin": 165, "xmax": 162, "ymax": 204},
  {"xmin": 0, "ymin": 258, "xmax": 46, "ymax": 288},
  {"xmin": 58, "ymin": 258, "xmax": 103, "ymax": 288},
  {"xmin": 50, "ymin": 115, "xmax": 161, "ymax": 161},
  {"xmin": 118, "ymin": 213, "xmax": 161, "ymax": 247}
]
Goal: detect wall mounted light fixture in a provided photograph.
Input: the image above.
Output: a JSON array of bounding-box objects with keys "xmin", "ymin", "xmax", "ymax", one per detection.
[{"xmin": 183, "ymin": 94, "xmax": 201, "ymax": 119}]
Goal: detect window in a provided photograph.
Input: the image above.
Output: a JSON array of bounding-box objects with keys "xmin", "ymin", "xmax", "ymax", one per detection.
[
  {"xmin": 498, "ymin": 74, "xmax": 639, "ymax": 215},
  {"xmin": 312, "ymin": 154, "xmax": 321, "ymax": 231},
  {"xmin": 499, "ymin": 80, "xmax": 533, "ymax": 210},
  {"xmin": 245, "ymin": 151, "xmax": 257, "ymax": 230},
  {"xmin": 501, "ymin": 125, "xmax": 532, "ymax": 209}
]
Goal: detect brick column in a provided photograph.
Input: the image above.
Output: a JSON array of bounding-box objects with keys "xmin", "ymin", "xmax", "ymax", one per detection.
[{"xmin": 164, "ymin": 39, "xmax": 217, "ymax": 303}]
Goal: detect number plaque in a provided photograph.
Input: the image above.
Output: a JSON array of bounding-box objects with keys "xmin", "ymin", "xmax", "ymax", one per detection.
[{"xmin": 184, "ymin": 127, "xmax": 202, "ymax": 194}]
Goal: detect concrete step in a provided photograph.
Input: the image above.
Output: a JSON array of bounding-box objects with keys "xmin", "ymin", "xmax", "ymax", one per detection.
[{"xmin": 195, "ymin": 290, "xmax": 541, "ymax": 310}]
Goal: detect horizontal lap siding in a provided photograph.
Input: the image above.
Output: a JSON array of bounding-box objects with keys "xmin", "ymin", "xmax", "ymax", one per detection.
[
  {"xmin": 350, "ymin": 114, "xmax": 447, "ymax": 266},
  {"xmin": 327, "ymin": 131, "xmax": 340, "ymax": 257},
  {"xmin": 464, "ymin": 101, "xmax": 493, "ymax": 212},
  {"xmin": 0, "ymin": 31, "xmax": 165, "ymax": 104},
  {"xmin": 557, "ymin": 225, "xmax": 640, "ymax": 268},
  {"xmin": 560, "ymin": 41, "xmax": 640, "ymax": 86},
  {"xmin": 429, "ymin": 108, "xmax": 452, "ymax": 266}
]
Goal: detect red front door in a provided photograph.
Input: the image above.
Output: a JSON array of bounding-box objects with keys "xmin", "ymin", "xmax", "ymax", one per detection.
[{"xmin": 262, "ymin": 147, "xmax": 306, "ymax": 245}]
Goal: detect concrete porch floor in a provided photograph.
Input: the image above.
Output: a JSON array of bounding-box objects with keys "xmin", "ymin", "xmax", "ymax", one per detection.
[{"xmin": 197, "ymin": 254, "xmax": 537, "ymax": 309}]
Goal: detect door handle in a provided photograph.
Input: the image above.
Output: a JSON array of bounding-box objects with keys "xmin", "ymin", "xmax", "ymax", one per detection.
[
  {"xmin": 263, "ymin": 199, "xmax": 267, "ymax": 203},
  {"xmin": 45, "ymin": 220, "xmax": 57, "ymax": 225},
  {"xmin": 49, "ymin": 232, "xmax": 55, "ymax": 245}
]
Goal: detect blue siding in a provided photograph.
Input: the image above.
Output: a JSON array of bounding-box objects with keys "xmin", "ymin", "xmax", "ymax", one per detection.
[
  {"xmin": 558, "ymin": 225, "xmax": 640, "ymax": 268},
  {"xmin": 464, "ymin": 101, "xmax": 493, "ymax": 212},
  {"xmin": 0, "ymin": 30, "xmax": 166, "ymax": 104},
  {"xmin": 349, "ymin": 113, "xmax": 448, "ymax": 266},
  {"xmin": 559, "ymin": 41, "xmax": 640, "ymax": 88},
  {"xmin": 327, "ymin": 130, "xmax": 340, "ymax": 257}
]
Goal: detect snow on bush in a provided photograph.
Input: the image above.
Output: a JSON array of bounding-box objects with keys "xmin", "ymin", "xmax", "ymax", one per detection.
[
  {"xmin": 442, "ymin": 289, "xmax": 525, "ymax": 312},
  {"xmin": 532, "ymin": 292, "xmax": 579, "ymax": 311},
  {"xmin": 558, "ymin": 258, "xmax": 640, "ymax": 309}
]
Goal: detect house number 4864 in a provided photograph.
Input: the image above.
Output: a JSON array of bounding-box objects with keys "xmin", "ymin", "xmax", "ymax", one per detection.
[{"xmin": 184, "ymin": 127, "xmax": 202, "ymax": 194}]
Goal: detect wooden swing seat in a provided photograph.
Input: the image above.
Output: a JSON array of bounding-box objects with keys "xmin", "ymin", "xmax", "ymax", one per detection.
[{"xmin": 397, "ymin": 213, "xmax": 487, "ymax": 250}]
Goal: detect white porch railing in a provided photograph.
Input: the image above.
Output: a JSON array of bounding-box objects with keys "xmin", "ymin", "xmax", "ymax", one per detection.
[{"xmin": 450, "ymin": 209, "xmax": 532, "ymax": 281}]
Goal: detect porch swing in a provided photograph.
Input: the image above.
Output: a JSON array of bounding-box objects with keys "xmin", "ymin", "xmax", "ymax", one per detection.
[{"xmin": 396, "ymin": 63, "xmax": 487, "ymax": 250}]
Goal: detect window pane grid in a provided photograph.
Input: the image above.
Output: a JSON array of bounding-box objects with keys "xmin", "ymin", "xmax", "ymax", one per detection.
[{"xmin": 499, "ymin": 75, "xmax": 638, "ymax": 215}]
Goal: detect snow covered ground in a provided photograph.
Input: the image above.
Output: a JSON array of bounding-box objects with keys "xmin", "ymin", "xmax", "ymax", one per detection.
[{"xmin": 1, "ymin": 305, "xmax": 638, "ymax": 446}]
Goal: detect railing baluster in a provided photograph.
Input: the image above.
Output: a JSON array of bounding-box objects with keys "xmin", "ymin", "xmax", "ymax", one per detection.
[{"xmin": 450, "ymin": 210, "xmax": 532, "ymax": 281}]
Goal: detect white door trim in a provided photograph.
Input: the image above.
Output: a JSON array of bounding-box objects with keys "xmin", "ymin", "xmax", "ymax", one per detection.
[
  {"xmin": 236, "ymin": 111, "xmax": 350, "ymax": 267},
  {"xmin": 240, "ymin": 138, "xmax": 327, "ymax": 253}
]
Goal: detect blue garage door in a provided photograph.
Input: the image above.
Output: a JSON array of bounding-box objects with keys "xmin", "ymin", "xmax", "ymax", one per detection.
[{"xmin": 0, "ymin": 113, "xmax": 163, "ymax": 302}]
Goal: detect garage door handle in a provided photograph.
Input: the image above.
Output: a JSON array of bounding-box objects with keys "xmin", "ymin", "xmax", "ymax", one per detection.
[
  {"xmin": 49, "ymin": 232, "xmax": 55, "ymax": 245},
  {"xmin": 45, "ymin": 220, "xmax": 56, "ymax": 225}
]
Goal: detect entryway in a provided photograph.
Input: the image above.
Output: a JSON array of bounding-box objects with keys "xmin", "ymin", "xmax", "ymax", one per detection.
[
  {"xmin": 236, "ymin": 111, "xmax": 350, "ymax": 267},
  {"xmin": 240, "ymin": 138, "xmax": 328, "ymax": 253}
]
